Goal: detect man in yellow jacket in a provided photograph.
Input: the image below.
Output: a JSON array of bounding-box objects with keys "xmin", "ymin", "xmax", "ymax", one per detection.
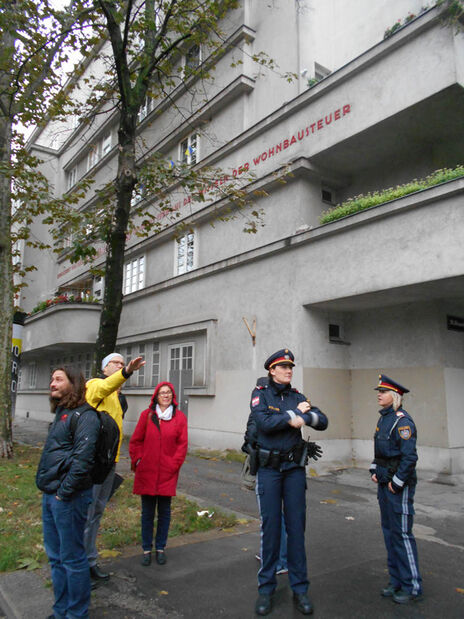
[{"xmin": 84, "ymin": 352, "xmax": 145, "ymax": 585}]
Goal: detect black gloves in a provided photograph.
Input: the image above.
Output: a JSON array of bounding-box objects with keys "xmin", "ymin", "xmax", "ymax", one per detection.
[{"xmin": 307, "ymin": 441, "xmax": 323, "ymax": 461}]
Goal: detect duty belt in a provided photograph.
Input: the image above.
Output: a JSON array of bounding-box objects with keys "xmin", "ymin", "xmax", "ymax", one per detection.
[{"xmin": 374, "ymin": 457, "xmax": 400, "ymax": 468}]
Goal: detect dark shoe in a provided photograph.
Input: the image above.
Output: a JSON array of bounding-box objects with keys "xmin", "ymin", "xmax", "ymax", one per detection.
[
  {"xmin": 141, "ymin": 552, "xmax": 152, "ymax": 566},
  {"xmin": 393, "ymin": 589, "xmax": 423, "ymax": 604},
  {"xmin": 255, "ymin": 594, "xmax": 272, "ymax": 616},
  {"xmin": 155, "ymin": 550, "xmax": 167, "ymax": 565},
  {"xmin": 293, "ymin": 592, "xmax": 314, "ymax": 615},
  {"xmin": 381, "ymin": 583, "xmax": 400, "ymax": 597},
  {"xmin": 90, "ymin": 564, "xmax": 110, "ymax": 582}
]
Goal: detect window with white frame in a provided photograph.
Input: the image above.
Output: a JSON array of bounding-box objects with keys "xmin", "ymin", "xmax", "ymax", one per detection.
[
  {"xmin": 87, "ymin": 144, "xmax": 99, "ymax": 171},
  {"xmin": 152, "ymin": 342, "xmax": 160, "ymax": 386},
  {"xmin": 66, "ymin": 166, "xmax": 77, "ymax": 191},
  {"xmin": 176, "ymin": 232, "xmax": 195, "ymax": 275},
  {"xmin": 168, "ymin": 343, "xmax": 194, "ymax": 412},
  {"xmin": 123, "ymin": 256, "xmax": 145, "ymax": 294},
  {"xmin": 138, "ymin": 96, "xmax": 153, "ymax": 123},
  {"xmin": 101, "ymin": 132, "xmax": 112, "ymax": 156},
  {"xmin": 184, "ymin": 44, "xmax": 201, "ymax": 73},
  {"xmin": 180, "ymin": 133, "xmax": 198, "ymax": 165},
  {"xmin": 28, "ymin": 362, "xmax": 37, "ymax": 389}
]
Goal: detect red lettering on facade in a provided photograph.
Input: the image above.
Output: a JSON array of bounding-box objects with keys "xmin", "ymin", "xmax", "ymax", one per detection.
[
  {"xmin": 343, "ymin": 104, "xmax": 351, "ymax": 115},
  {"xmin": 290, "ymin": 135, "xmax": 297, "ymax": 146},
  {"xmin": 325, "ymin": 114, "xmax": 332, "ymax": 125},
  {"xmin": 317, "ymin": 119, "xmax": 323, "ymax": 130},
  {"xmin": 261, "ymin": 152, "xmax": 267, "ymax": 161},
  {"xmin": 283, "ymin": 139, "xmax": 289, "ymax": 149},
  {"xmin": 334, "ymin": 109, "xmax": 341, "ymax": 120},
  {"xmin": 268, "ymin": 147, "xmax": 275, "ymax": 157},
  {"xmin": 310, "ymin": 123, "xmax": 316, "ymax": 133},
  {"xmin": 276, "ymin": 143, "xmax": 282, "ymax": 153},
  {"xmin": 298, "ymin": 130, "xmax": 305, "ymax": 140}
]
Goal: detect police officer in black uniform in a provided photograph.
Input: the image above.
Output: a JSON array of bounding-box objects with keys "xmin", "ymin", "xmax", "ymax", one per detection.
[
  {"xmin": 252, "ymin": 349, "xmax": 328, "ymax": 616},
  {"xmin": 370, "ymin": 374, "xmax": 423, "ymax": 604}
]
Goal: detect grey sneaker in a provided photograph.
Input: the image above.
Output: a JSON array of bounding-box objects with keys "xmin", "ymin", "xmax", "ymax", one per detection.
[
  {"xmin": 381, "ymin": 583, "xmax": 400, "ymax": 597},
  {"xmin": 393, "ymin": 589, "xmax": 423, "ymax": 604}
]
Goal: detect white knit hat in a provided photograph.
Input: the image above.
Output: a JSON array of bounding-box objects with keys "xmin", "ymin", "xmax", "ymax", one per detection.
[{"xmin": 101, "ymin": 352, "xmax": 123, "ymax": 370}]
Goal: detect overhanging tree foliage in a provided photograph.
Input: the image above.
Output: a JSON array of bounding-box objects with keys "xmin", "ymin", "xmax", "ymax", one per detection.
[
  {"xmin": 46, "ymin": 0, "xmax": 287, "ymax": 372},
  {"xmin": 0, "ymin": 0, "xmax": 93, "ymax": 457}
]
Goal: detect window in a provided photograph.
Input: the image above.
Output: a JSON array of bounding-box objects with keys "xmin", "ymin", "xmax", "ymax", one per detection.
[
  {"xmin": 184, "ymin": 44, "xmax": 201, "ymax": 73},
  {"xmin": 66, "ymin": 166, "xmax": 77, "ymax": 191},
  {"xmin": 168, "ymin": 343, "xmax": 194, "ymax": 414},
  {"xmin": 152, "ymin": 342, "xmax": 160, "ymax": 386},
  {"xmin": 137, "ymin": 344, "xmax": 145, "ymax": 387},
  {"xmin": 101, "ymin": 132, "xmax": 112, "ymax": 156},
  {"xmin": 123, "ymin": 256, "xmax": 145, "ymax": 294},
  {"xmin": 180, "ymin": 133, "xmax": 198, "ymax": 165},
  {"xmin": 322, "ymin": 187, "xmax": 335, "ymax": 204},
  {"xmin": 138, "ymin": 96, "xmax": 153, "ymax": 123},
  {"xmin": 28, "ymin": 362, "xmax": 37, "ymax": 389},
  {"xmin": 176, "ymin": 232, "xmax": 195, "ymax": 275},
  {"xmin": 87, "ymin": 144, "xmax": 99, "ymax": 171}
]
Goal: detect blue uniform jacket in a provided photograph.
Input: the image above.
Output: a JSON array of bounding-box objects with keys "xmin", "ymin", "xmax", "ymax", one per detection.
[
  {"xmin": 370, "ymin": 405, "xmax": 418, "ymax": 488},
  {"xmin": 251, "ymin": 380, "xmax": 328, "ymax": 466}
]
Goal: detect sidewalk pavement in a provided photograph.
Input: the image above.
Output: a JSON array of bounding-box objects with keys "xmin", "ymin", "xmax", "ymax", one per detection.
[{"xmin": 1, "ymin": 416, "xmax": 464, "ymax": 618}]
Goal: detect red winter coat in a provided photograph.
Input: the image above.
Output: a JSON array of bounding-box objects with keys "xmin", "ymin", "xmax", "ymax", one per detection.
[{"xmin": 129, "ymin": 382, "xmax": 188, "ymax": 496}]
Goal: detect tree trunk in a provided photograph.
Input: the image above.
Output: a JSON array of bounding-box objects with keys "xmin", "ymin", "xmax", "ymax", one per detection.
[
  {"xmin": 0, "ymin": 113, "xmax": 14, "ymax": 458},
  {"xmin": 94, "ymin": 111, "xmax": 138, "ymax": 372}
]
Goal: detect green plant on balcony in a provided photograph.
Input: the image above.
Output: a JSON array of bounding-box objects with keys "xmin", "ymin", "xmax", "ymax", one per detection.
[
  {"xmin": 320, "ymin": 165, "xmax": 464, "ymax": 225},
  {"xmin": 29, "ymin": 294, "xmax": 101, "ymax": 316},
  {"xmin": 383, "ymin": 5, "xmax": 431, "ymax": 39}
]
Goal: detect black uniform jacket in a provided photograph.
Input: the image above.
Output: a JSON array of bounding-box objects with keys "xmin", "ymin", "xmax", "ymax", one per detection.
[
  {"xmin": 36, "ymin": 404, "xmax": 100, "ymax": 500},
  {"xmin": 250, "ymin": 379, "xmax": 328, "ymax": 463}
]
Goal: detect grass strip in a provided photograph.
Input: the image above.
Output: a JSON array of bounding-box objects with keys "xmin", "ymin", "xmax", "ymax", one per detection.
[{"xmin": 0, "ymin": 444, "xmax": 236, "ymax": 573}]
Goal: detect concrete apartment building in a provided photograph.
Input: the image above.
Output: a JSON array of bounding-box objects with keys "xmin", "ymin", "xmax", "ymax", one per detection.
[{"xmin": 16, "ymin": 1, "xmax": 464, "ymax": 476}]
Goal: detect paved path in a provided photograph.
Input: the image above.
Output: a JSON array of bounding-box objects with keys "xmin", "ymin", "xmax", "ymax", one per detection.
[{"xmin": 1, "ymin": 416, "xmax": 463, "ymax": 618}]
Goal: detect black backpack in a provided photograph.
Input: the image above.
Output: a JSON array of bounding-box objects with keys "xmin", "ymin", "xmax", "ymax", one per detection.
[{"xmin": 71, "ymin": 404, "xmax": 120, "ymax": 484}]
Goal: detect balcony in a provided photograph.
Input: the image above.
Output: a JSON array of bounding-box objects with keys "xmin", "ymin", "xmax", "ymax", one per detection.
[{"xmin": 22, "ymin": 303, "xmax": 101, "ymax": 354}]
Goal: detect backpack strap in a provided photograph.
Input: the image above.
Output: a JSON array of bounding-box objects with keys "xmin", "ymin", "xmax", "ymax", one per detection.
[{"xmin": 70, "ymin": 403, "xmax": 100, "ymax": 436}]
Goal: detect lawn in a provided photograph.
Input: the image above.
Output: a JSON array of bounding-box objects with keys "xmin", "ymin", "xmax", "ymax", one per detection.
[{"xmin": 0, "ymin": 444, "xmax": 236, "ymax": 572}]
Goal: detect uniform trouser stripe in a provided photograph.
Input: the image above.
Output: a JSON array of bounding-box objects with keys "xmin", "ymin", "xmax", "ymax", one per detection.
[{"xmin": 401, "ymin": 487, "xmax": 420, "ymax": 595}]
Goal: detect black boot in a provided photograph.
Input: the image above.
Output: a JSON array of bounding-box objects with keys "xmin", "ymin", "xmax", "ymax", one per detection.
[
  {"xmin": 255, "ymin": 594, "xmax": 272, "ymax": 616},
  {"xmin": 293, "ymin": 592, "xmax": 313, "ymax": 615}
]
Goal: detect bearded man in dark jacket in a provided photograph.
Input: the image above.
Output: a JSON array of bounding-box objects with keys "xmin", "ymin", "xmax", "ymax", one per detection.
[{"xmin": 36, "ymin": 366, "xmax": 100, "ymax": 619}]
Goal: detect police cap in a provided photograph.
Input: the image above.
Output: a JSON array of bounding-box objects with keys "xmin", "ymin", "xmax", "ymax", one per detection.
[
  {"xmin": 374, "ymin": 373, "xmax": 410, "ymax": 395},
  {"xmin": 264, "ymin": 349, "xmax": 295, "ymax": 371}
]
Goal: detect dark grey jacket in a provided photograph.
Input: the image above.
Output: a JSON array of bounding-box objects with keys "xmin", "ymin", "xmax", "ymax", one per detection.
[{"xmin": 36, "ymin": 404, "xmax": 100, "ymax": 500}]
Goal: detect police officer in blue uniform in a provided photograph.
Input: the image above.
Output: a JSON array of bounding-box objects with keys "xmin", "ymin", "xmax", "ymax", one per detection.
[
  {"xmin": 370, "ymin": 374, "xmax": 423, "ymax": 604},
  {"xmin": 252, "ymin": 349, "xmax": 328, "ymax": 616}
]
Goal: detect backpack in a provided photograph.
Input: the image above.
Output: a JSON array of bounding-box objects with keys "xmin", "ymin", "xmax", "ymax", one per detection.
[{"xmin": 71, "ymin": 404, "xmax": 120, "ymax": 484}]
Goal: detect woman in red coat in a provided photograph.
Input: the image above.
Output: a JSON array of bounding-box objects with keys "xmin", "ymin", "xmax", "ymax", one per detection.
[{"xmin": 129, "ymin": 381, "xmax": 188, "ymax": 566}]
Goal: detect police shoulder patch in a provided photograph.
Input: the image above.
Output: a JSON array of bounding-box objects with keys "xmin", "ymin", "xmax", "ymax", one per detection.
[
  {"xmin": 398, "ymin": 425, "xmax": 411, "ymax": 440},
  {"xmin": 396, "ymin": 411, "xmax": 405, "ymax": 418},
  {"xmin": 251, "ymin": 396, "xmax": 260, "ymax": 407}
]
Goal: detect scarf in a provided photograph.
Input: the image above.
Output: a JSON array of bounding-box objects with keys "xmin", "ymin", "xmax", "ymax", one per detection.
[{"xmin": 156, "ymin": 403, "xmax": 173, "ymax": 421}]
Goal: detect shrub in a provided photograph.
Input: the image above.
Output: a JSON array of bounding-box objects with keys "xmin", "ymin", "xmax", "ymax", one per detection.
[{"xmin": 320, "ymin": 165, "xmax": 464, "ymax": 225}]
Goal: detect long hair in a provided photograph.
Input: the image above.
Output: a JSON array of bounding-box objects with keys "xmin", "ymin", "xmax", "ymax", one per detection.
[
  {"xmin": 391, "ymin": 391, "xmax": 403, "ymax": 412},
  {"xmin": 50, "ymin": 366, "xmax": 86, "ymax": 412}
]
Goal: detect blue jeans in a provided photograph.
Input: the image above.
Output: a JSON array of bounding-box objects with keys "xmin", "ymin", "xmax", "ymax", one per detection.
[
  {"xmin": 42, "ymin": 489, "xmax": 93, "ymax": 619},
  {"xmin": 141, "ymin": 495, "xmax": 172, "ymax": 551}
]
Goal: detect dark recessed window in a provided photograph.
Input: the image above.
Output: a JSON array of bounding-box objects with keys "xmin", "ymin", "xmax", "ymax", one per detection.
[
  {"xmin": 322, "ymin": 188, "xmax": 334, "ymax": 203},
  {"xmin": 329, "ymin": 324, "xmax": 340, "ymax": 339}
]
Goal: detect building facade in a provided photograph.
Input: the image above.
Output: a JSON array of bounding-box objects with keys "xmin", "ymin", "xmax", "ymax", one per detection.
[{"xmin": 17, "ymin": 1, "xmax": 464, "ymax": 476}]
